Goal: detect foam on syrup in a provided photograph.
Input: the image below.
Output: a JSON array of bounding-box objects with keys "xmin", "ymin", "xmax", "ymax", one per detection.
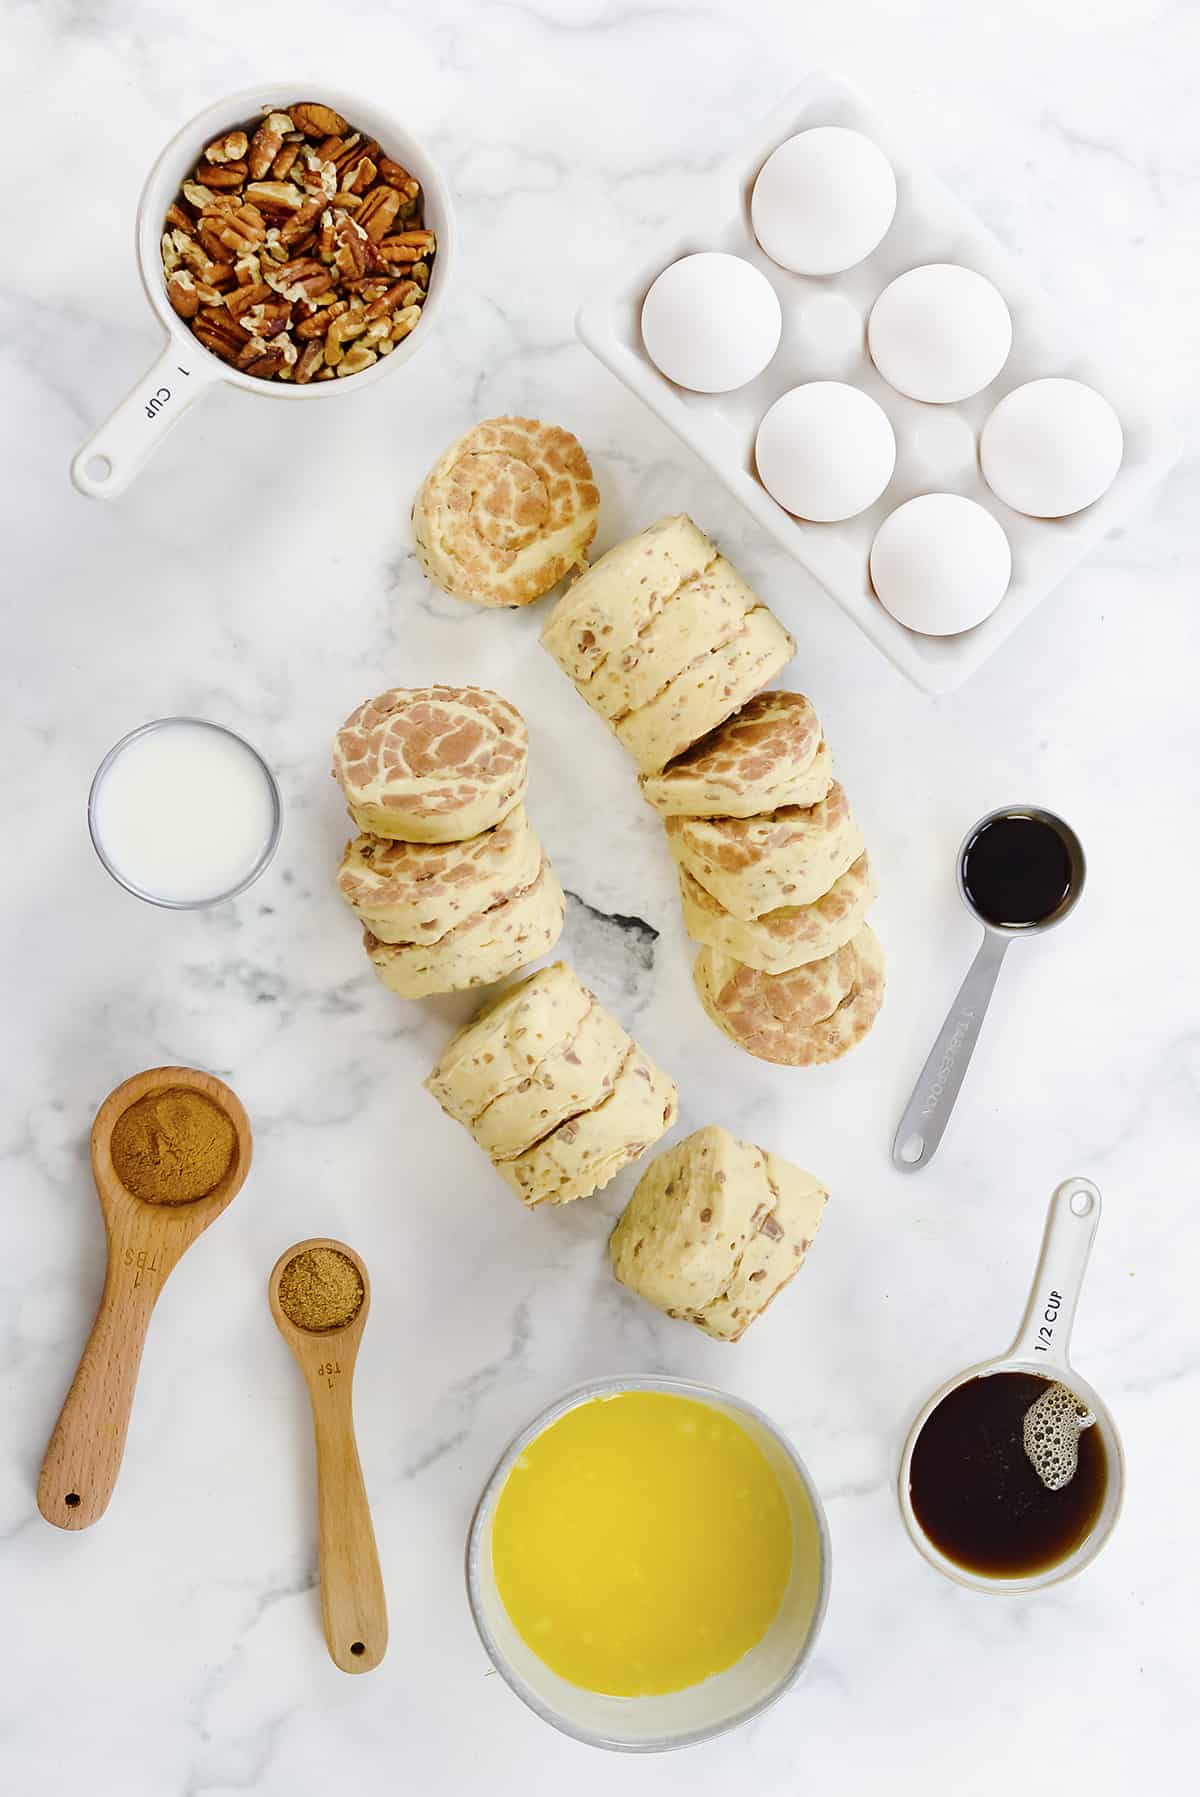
[{"xmin": 1022, "ymin": 1380, "xmax": 1096, "ymax": 1493}]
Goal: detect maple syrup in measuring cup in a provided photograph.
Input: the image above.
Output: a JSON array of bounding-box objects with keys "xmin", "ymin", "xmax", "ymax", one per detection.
[{"xmin": 908, "ymin": 1371, "xmax": 1108, "ymax": 1578}]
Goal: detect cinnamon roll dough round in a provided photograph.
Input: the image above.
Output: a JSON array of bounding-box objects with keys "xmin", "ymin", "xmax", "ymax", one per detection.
[
  {"xmin": 338, "ymin": 806, "xmax": 542, "ymax": 944},
  {"xmin": 333, "ymin": 686, "xmax": 528, "ymax": 842},
  {"xmin": 540, "ymin": 514, "xmax": 716, "ymax": 687},
  {"xmin": 364, "ymin": 855, "xmax": 564, "ymax": 997},
  {"xmin": 426, "ymin": 962, "xmax": 592, "ymax": 1126},
  {"xmin": 494, "ymin": 1043, "xmax": 679, "ymax": 1208},
  {"xmin": 679, "ymin": 852, "xmax": 877, "ymax": 972},
  {"xmin": 694, "ymin": 924, "xmax": 885, "ymax": 1066},
  {"xmin": 666, "ymin": 781, "xmax": 864, "ymax": 919},
  {"xmin": 413, "ymin": 417, "xmax": 599, "ymax": 608},
  {"xmin": 615, "ymin": 607, "xmax": 795, "ymax": 775},
  {"xmin": 610, "ymin": 1125, "xmax": 828, "ymax": 1341},
  {"xmin": 640, "ymin": 690, "xmax": 832, "ymax": 818},
  {"xmin": 464, "ymin": 999, "xmax": 634, "ymax": 1162}
]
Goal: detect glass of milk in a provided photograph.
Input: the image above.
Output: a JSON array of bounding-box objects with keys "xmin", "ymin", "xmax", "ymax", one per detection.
[{"xmin": 89, "ymin": 718, "xmax": 282, "ymax": 908}]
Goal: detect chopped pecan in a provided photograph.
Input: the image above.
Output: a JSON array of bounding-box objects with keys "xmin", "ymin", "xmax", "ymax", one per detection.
[
  {"xmin": 363, "ymin": 279, "xmax": 417, "ymax": 322},
  {"xmin": 167, "ymin": 271, "xmax": 199, "ymax": 318},
  {"xmin": 245, "ymin": 179, "xmax": 305, "ymax": 213},
  {"xmin": 356, "ymin": 187, "xmax": 400, "ymax": 241},
  {"xmin": 376, "ymin": 157, "xmax": 418, "ymax": 197},
  {"xmin": 195, "ymin": 161, "xmax": 247, "ymax": 189},
  {"xmin": 289, "ymin": 101, "xmax": 348, "ymax": 137},
  {"xmin": 336, "ymin": 344, "xmax": 377, "ymax": 376},
  {"xmin": 332, "ymin": 211, "xmax": 369, "ymax": 281},
  {"xmin": 271, "ymin": 142, "xmax": 300, "ymax": 181},
  {"xmin": 343, "ymin": 155, "xmax": 377, "ymax": 195},
  {"xmin": 295, "ymin": 298, "xmax": 347, "ymax": 338},
  {"xmin": 192, "ymin": 306, "xmax": 247, "ymax": 365},
  {"xmin": 264, "ymin": 256, "xmax": 334, "ymax": 303},
  {"xmin": 223, "ymin": 280, "xmax": 272, "ymax": 318},
  {"xmin": 377, "ymin": 228, "xmax": 435, "ymax": 265},
  {"xmin": 323, "ymin": 310, "xmax": 368, "ymax": 365},
  {"xmin": 240, "ymin": 299, "xmax": 293, "ymax": 338},
  {"xmin": 205, "ymin": 129, "xmax": 248, "ymax": 164},
  {"xmin": 279, "ymin": 195, "xmax": 325, "ymax": 244},
  {"xmin": 247, "ymin": 111, "xmax": 294, "ymax": 180},
  {"xmin": 161, "ymin": 231, "xmax": 182, "ymax": 274},
  {"xmin": 164, "ymin": 202, "xmax": 195, "ymax": 236},
  {"xmin": 294, "ymin": 339, "xmax": 325, "ymax": 383},
  {"xmin": 390, "ymin": 303, "xmax": 423, "ymax": 341}
]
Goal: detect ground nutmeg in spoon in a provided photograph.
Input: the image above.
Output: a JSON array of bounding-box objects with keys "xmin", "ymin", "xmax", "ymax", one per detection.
[
  {"xmin": 109, "ymin": 1088, "xmax": 236, "ymax": 1204},
  {"xmin": 278, "ymin": 1248, "xmax": 365, "ymax": 1333}
]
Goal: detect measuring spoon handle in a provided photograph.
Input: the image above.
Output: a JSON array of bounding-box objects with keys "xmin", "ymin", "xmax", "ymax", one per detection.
[
  {"xmin": 308, "ymin": 1375, "xmax": 388, "ymax": 1673},
  {"xmin": 1009, "ymin": 1177, "xmax": 1102, "ymax": 1368},
  {"xmin": 892, "ymin": 931, "xmax": 1009, "ymax": 1173},
  {"xmin": 37, "ymin": 1232, "xmax": 173, "ymax": 1528}
]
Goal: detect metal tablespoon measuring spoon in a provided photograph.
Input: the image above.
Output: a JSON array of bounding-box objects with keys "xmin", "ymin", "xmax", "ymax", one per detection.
[{"xmin": 893, "ymin": 806, "xmax": 1086, "ymax": 1172}]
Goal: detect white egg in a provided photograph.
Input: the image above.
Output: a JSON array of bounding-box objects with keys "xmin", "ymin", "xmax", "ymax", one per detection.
[
  {"xmin": 870, "ymin": 494, "xmax": 1012, "ymax": 635},
  {"xmin": 751, "ymin": 127, "xmax": 897, "ymax": 276},
  {"xmin": 868, "ymin": 264, "xmax": 1012, "ymax": 403},
  {"xmin": 641, "ymin": 252, "xmax": 781, "ymax": 393},
  {"xmin": 980, "ymin": 378, "xmax": 1123, "ymax": 517},
  {"xmin": 756, "ymin": 382, "xmax": 896, "ymax": 522}
]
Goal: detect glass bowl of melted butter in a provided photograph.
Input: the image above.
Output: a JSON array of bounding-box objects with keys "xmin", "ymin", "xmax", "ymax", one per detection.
[{"xmin": 465, "ymin": 1375, "xmax": 831, "ymax": 1751}]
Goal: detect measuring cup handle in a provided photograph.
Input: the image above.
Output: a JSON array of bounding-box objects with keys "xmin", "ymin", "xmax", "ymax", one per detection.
[
  {"xmin": 892, "ymin": 931, "xmax": 1009, "ymax": 1172},
  {"xmin": 1008, "ymin": 1177, "xmax": 1102, "ymax": 1367},
  {"xmin": 36, "ymin": 1233, "xmax": 172, "ymax": 1528},
  {"xmin": 70, "ymin": 342, "xmax": 220, "ymax": 499},
  {"xmin": 309, "ymin": 1385, "xmax": 388, "ymax": 1672}
]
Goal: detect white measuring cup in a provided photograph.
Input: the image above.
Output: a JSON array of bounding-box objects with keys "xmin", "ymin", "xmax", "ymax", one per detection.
[
  {"xmin": 70, "ymin": 82, "xmax": 455, "ymax": 499},
  {"xmin": 899, "ymin": 1177, "xmax": 1124, "ymax": 1592}
]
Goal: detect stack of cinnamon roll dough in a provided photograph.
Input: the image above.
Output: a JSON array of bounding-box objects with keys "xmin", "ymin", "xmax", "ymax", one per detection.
[
  {"xmin": 426, "ymin": 961, "xmax": 678, "ymax": 1207},
  {"xmin": 542, "ymin": 515, "xmax": 884, "ymax": 1064},
  {"xmin": 332, "ymin": 686, "xmax": 565, "ymax": 996}
]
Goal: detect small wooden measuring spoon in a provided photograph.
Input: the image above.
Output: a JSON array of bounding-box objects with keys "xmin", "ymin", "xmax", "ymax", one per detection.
[
  {"xmin": 269, "ymin": 1238, "xmax": 387, "ymax": 1674},
  {"xmin": 38, "ymin": 1065, "xmax": 252, "ymax": 1530}
]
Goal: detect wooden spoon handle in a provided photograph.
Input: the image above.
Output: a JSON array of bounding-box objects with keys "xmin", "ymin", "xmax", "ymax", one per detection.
[
  {"xmin": 37, "ymin": 1244, "xmax": 166, "ymax": 1529},
  {"xmin": 309, "ymin": 1377, "xmax": 388, "ymax": 1673}
]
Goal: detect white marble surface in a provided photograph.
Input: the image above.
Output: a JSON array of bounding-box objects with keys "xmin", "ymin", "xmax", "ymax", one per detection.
[{"xmin": 3, "ymin": 2, "xmax": 1197, "ymax": 1791}]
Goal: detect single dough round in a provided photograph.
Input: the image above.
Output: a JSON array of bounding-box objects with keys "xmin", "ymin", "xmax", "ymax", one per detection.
[
  {"xmin": 494, "ymin": 1042, "xmax": 678, "ymax": 1208},
  {"xmin": 694, "ymin": 925, "xmax": 885, "ymax": 1066},
  {"xmin": 610, "ymin": 1125, "xmax": 828, "ymax": 1341},
  {"xmin": 426, "ymin": 962, "xmax": 592, "ymax": 1126},
  {"xmin": 581, "ymin": 557, "xmax": 760, "ymax": 723},
  {"xmin": 639, "ymin": 690, "xmax": 831, "ymax": 818},
  {"xmin": 364, "ymin": 855, "xmax": 564, "ymax": 997},
  {"xmin": 665, "ymin": 781, "xmax": 864, "ymax": 920},
  {"xmin": 469, "ymin": 999, "xmax": 634, "ymax": 1162},
  {"xmin": 413, "ymin": 417, "xmax": 599, "ymax": 607},
  {"xmin": 615, "ymin": 607, "xmax": 795, "ymax": 775},
  {"xmin": 541, "ymin": 514, "xmax": 716, "ymax": 687},
  {"xmin": 337, "ymin": 806, "xmax": 542, "ymax": 943},
  {"xmin": 679, "ymin": 852, "xmax": 877, "ymax": 973},
  {"xmin": 333, "ymin": 686, "xmax": 528, "ymax": 842}
]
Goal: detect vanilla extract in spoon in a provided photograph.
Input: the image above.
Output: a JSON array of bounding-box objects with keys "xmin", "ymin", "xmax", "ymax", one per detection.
[{"xmin": 960, "ymin": 813, "xmax": 1075, "ymax": 929}]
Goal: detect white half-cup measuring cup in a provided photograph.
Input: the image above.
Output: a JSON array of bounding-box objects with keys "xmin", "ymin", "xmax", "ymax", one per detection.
[
  {"xmin": 899, "ymin": 1177, "xmax": 1125, "ymax": 1592},
  {"xmin": 70, "ymin": 83, "xmax": 456, "ymax": 499},
  {"xmin": 466, "ymin": 1375, "xmax": 831, "ymax": 1752}
]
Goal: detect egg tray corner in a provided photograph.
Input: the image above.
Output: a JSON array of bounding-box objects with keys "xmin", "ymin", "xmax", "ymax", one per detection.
[{"xmin": 576, "ymin": 71, "xmax": 1180, "ymax": 695}]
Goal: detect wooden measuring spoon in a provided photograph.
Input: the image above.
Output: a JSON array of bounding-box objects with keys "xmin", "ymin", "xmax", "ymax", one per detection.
[
  {"xmin": 269, "ymin": 1238, "xmax": 387, "ymax": 1674},
  {"xmin": 38, "ymin": 1065, "xmax": 252, "ymax": 1530}
]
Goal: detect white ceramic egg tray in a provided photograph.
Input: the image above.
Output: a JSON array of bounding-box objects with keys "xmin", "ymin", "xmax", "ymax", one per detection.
[{"xmin": 577, "ymin": 72, "xmax": 1180, "ymax": 695}]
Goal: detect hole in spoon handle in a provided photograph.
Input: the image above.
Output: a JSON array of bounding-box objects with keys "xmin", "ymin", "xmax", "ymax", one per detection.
[{"xmin": 1009, "ymin": 1177, "xmax": 1102, "ymax": 1368}]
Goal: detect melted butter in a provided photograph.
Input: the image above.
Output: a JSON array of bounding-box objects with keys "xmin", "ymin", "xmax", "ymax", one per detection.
[{"xmin": 491, "ymin": 1391, "xmax": 793, "ymax": 1696}]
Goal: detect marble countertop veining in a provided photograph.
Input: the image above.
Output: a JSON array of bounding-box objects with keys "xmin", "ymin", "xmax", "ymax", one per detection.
[{"xmin": 2, "ymin": 1, "xmax": 1198, "ymax": 1792}]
